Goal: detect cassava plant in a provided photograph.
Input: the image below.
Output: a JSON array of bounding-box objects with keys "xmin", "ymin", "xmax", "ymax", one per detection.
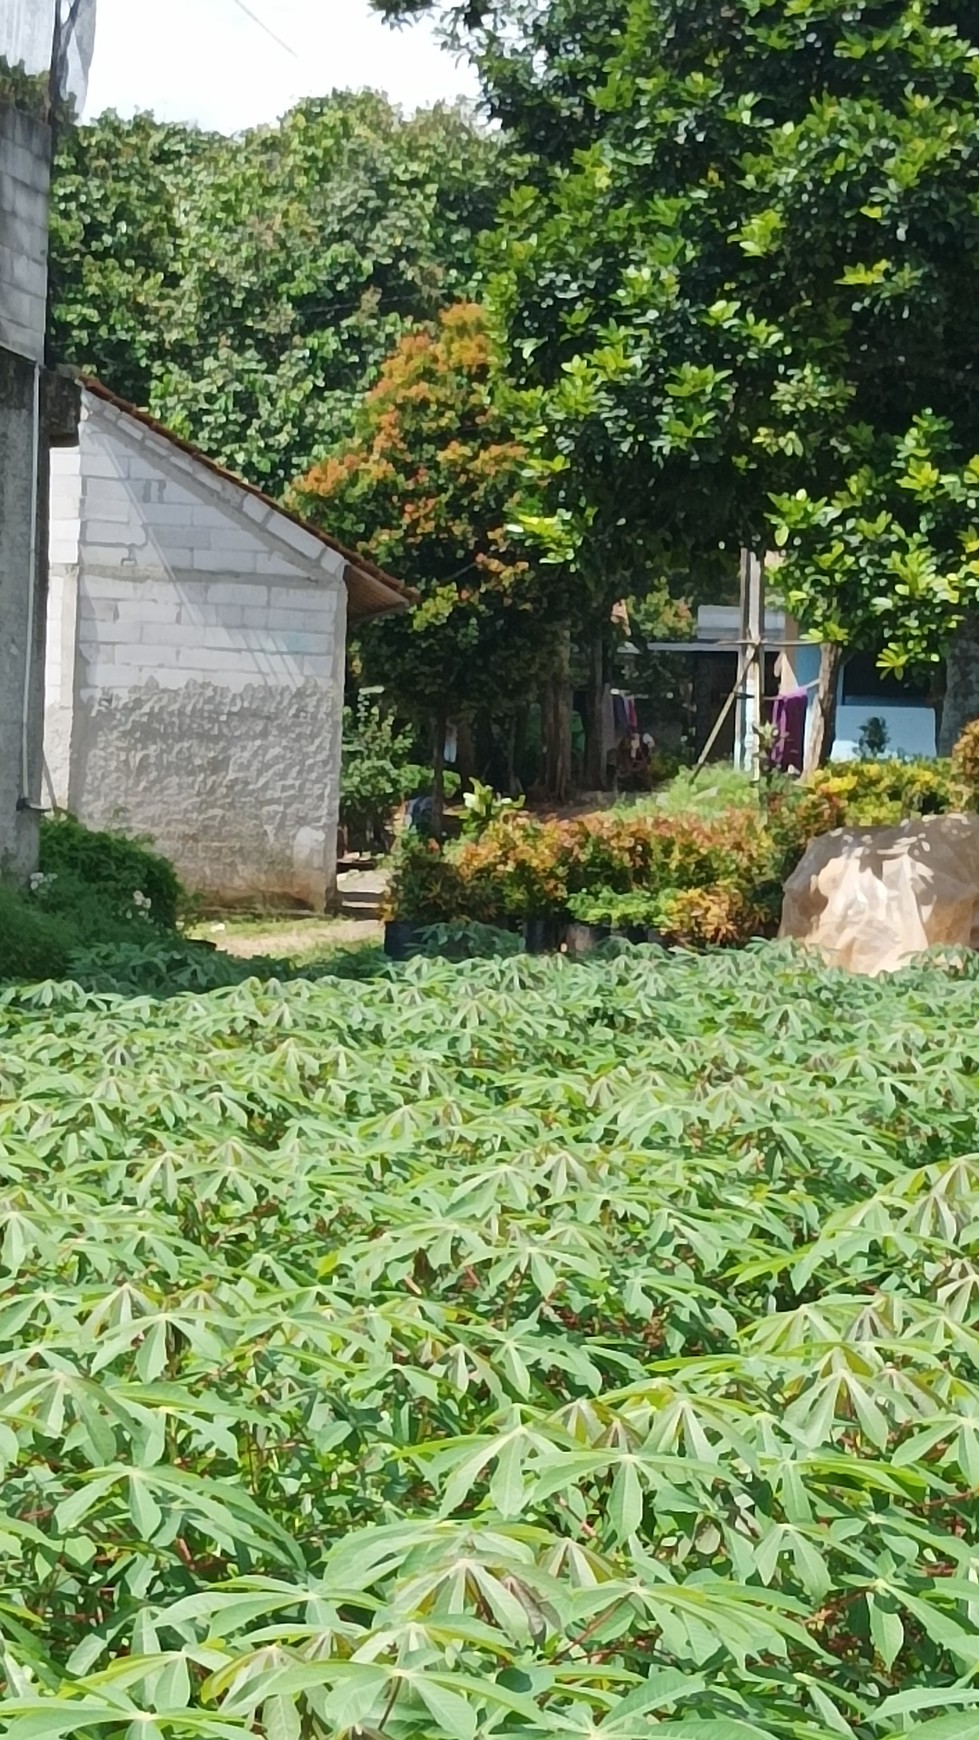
[{"xmin": 3, "ymin": 943, "xmax": 979, "ymax": 1740}]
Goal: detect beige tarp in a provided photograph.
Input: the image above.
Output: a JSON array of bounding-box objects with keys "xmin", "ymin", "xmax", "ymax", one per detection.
[{"xmin": 779, "ymin": 813, "xmax": 979, "ymax": 976}]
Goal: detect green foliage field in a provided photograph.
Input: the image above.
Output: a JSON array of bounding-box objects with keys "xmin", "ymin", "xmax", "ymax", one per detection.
[{"xmin": 4, "ymin": 945, "xmax": 979, "ymax": 1740}]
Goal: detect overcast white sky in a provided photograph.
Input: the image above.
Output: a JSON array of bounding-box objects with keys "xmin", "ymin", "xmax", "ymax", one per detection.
[{"xmin": 83, "ymin": 0, "xmax": 479, "ymax": 133}]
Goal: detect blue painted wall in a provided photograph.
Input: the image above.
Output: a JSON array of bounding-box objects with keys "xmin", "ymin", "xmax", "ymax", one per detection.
[{"xmin": 792, "ymin": 646, "xmax": 938, "ymax": 760}]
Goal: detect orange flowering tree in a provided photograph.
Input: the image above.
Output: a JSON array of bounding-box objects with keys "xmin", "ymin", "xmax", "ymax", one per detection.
[{"xmin": 292, "ymin": 302, "xmax": 555, "ymax": 813}]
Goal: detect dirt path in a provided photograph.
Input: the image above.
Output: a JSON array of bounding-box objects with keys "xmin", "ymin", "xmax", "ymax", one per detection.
[{"xmin": 201, "ymin": 918, "xmax": 383, "ymax": 960}]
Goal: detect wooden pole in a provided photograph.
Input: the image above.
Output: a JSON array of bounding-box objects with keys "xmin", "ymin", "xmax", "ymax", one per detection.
[
  {"xmin": 747, "ymin": 551, "xmax": 765, "ymax": 781},
  {"xmin": 734, "ymin": 549, "xmax": 751, "ymax": 773}
]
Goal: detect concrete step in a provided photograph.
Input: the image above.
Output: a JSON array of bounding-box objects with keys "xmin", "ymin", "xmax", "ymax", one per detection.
[{"xmin": 338, "ymin": 869, "xmax": 388, "ymax": 919}]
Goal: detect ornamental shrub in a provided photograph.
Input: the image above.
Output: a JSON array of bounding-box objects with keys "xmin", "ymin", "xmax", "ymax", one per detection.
[
  {"xmin": 655, "ymin": 884, "xmax": 775, "ymax": 948},
  {"xmin": 390, "ymin": 806, "xmax": 779, "ymax": 938},
  {"xmin": 0, "ymin": 887, "xmax": 75, "ymax": 982},
  {"xmin": 340, "ymin": 696, "xmax": 426, "ymax": 852},
  {"xmin": 951, "ymin": 721, "xmax": 979, "ymax": 804},
  {"xmin": 39, "ymin": 813, "xmax": 181, "ymax": 927},
  {"xmin": 388, "ymin": 761, "xmax": 969, "ymax": 948},
  {"xmin": 803, "ymin": 758, "xmax": 961, "ymax": 827}
]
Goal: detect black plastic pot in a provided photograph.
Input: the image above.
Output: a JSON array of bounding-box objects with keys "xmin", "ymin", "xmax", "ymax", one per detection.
[
  {"xmin": 523, "ymin": 918, "xmax": 567, "ymax": 955},
  {"xmin": 384, "ymin": 921, "xmax": 425, "ymax": 961},
  {"xmin": 566, "ymin": 922, "xmax": 660, "ymax": 956}
]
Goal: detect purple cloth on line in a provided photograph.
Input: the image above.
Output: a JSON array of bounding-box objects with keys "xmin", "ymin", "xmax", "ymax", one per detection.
[{"xmin": 771, "ymin": 687, "xmax": 807, "ymax": 772}]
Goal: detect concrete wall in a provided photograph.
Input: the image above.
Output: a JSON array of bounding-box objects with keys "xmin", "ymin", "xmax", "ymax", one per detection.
[
  {"xmin": 0, "ymin": 104, "xmax": 49, "ymax": 363},
  {"xmin": 0, "ymin": 347, "xmax": 48, "ymax": 876},
  {"xmin": 45, "ymin": 396, "xmax": 349, "ymax": 908}
]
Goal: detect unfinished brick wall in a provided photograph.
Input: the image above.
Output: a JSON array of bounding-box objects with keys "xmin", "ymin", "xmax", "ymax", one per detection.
[
  {"xmin": 44, "ymin": 393, "xmax": 349, "ymax": 910},
  {"xmin": 0, "ymin": 104, "xmax": 49, "ymax": 363}
]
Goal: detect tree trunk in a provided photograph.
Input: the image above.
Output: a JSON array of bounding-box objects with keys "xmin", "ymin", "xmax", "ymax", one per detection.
[
  {"xmin": 544, "ymin": 628, "xmax": 572, "ymax": 802},
  {"xmin": 430, "ymin": 705, "xmax": 447, "ymax": 841},
  {"xmin": 505, "ymin": 713, "xmax": 520, "ymax": 796},
  {"xmin": 582, "ymin": 631, "xmax": 607, "ymax": 791},
  {"xmin": 455, "ymin": 715, "xmax": 476, "ymax": 788},
  {"xmin": 939, "ymin": 613, "xmax": 979, "ymax": 755},
  {"xmin": 804, "ymin": 643, "xmax": 843, "ymax": 772}
]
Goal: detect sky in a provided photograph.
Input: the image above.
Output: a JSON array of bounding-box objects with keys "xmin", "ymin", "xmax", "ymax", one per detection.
[{"xmin": 82, "ymin": 0, "xmax": 480, "ymax": 133}]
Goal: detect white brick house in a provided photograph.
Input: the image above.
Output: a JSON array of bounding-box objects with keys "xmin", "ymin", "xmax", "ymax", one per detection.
[{"xmin": 43, "ymin": 381, "xmax": 407, "ymax": 909}]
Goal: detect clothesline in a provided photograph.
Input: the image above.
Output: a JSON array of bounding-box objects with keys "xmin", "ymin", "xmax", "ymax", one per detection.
[{"xmin": 690, "ymin": 669, "xmax": 821, "ymax": 785}]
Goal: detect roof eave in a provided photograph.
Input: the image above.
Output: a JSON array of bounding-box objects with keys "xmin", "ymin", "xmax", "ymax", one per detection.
[
  {"xmin": 345, "ymin": 562, "xmax": 413, "ymax": 623},
  {"xmin": 74, "ymin": 373, "xmax": 411, "ymax": 610}
]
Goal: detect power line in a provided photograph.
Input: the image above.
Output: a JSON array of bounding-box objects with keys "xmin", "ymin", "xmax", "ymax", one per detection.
[{"xmin": 226, "ymin": 0, "xmax": 299, "ymax": 59}]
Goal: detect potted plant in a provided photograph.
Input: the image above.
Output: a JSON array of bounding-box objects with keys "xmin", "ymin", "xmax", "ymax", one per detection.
[
  {"xmin": 383, "ymin": 834, "xmax": 459, "ymax": 959},
  {"xmin": 565, "ymin": 890, "xmax": 666, "ymax": 956}
]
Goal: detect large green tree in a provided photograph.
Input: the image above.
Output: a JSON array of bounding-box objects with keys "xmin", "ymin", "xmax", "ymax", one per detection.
[
  {"xmin": 49, "ymin": 92, "xmax": 510, "ymax": 493},
  {"xmin": 376, "ymin": 0, "xmax": 979, "ymax": 757},
  {"xmin": 291, "ymin": 302, "xmax": 554, "ymax": 820}
]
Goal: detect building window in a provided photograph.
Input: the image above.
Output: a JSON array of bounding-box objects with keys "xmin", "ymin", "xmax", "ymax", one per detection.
[{"xmin": 841, "ymin": 651, "xmax": 931, "ymax": 705}]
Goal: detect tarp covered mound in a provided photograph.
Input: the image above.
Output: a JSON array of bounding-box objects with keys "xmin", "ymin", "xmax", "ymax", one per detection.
[{"xmin": 780, "ymin": 813, "xmax": 979, "ymax": 976}]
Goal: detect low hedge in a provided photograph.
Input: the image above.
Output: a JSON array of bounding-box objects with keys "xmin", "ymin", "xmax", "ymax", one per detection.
[
  {"xmin": 388, "ymin": 758, "xmax": 970, "ymax": 949},
  {"xmin": 0, "ymin": 817, "xmax": 185, "ymax": 984},
  {"xmin": 39, "ymin": 814, "xmax": 181, "ymax": 927}
]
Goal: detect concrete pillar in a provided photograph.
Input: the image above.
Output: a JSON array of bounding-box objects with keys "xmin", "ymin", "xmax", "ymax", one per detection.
[
  {"xmin": 0, "ymin": 348, "xmax": 43, "ymax": 874},
  {"xmin": 0, "ymin": 353, "xmax": 79, "ymax": 877}
]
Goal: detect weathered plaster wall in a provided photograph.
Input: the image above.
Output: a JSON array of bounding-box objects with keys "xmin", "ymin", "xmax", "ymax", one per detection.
[
  {"xmin": 45, "ymin": 398, "xmax": 349, "ymax": 908},
  {"xmin": 0, "ymin": 348, "xmax": 50, "ymax": 876},
  {"xmin": 0, "ymin": 104, "xmax": 49, "ymax": 364}
]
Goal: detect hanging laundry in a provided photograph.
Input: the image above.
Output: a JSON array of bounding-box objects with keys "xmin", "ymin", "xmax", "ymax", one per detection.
[{"xmin": 771, "ymin": 688, "xmax": 807, "ymax": 772}]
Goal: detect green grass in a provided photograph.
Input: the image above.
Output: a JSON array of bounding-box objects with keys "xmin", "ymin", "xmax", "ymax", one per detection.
[{"xmin": 638, "ymin": 763, "xmax": 758, "ymax": 816}]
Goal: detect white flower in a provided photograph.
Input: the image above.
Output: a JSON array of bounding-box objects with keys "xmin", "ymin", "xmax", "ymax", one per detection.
[{"xmin": 132, "ymin": 890, "xmax": 152, "ymax": 910}]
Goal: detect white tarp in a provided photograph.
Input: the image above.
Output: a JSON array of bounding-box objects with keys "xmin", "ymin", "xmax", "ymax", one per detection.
[
  {"xmin": 1, "ymin": 0, "xmax": 97, "ymax": 111},
  {"xmin": 780, "ymin": 814, "xmax": 979, "ymax": 977}
]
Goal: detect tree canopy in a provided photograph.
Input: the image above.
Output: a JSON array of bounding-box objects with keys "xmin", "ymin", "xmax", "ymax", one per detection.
[
  {"xmin": 49, "ymin": 5, "xmax": 979, "ymax": 765},
  {"xmin": 377, "ymin": 0, "xmax": 979, "ymax": 679},
  {"xmin": 50, "ymin": 92, "xmax": 510, "ymax": 493},
  {"xmin": 292, "ymin": 301, "xmax": 553, "ymax": 766}
]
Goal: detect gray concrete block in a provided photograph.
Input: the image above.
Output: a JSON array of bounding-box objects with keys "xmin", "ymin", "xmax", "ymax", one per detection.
[
  {"xmin": 179, "ymin": 603, "xmax": 244, "ymax": 629},
  {"xmin": 254, "ymin": 552, "xmax": 304, "ymax": 577},
  {"xmin": 115, "ymin": 599, "xmax": 181, "ymax": 625},
  {"xmin": 82, "ymin": 497, "xmax": 138, "ymax": 526},
  {"xmin": 85, "ymin": 519, "xmax": 146, "ymax": 547},
  {"xmin": 77, "ymin": 445, "xmax": 131, "ymax": 480},
  {"xmin": 268, "ymin": 515, "xmax": 325, "ymax": 562},
  {"xmin": 0, "ymin": 137, "xmax": 50, "ymax": 194},
  {"xmin": 177, "ymin": 647, "xmax": 256, "ymax": 672},
  {"xmin": 0, "ymin": 202, "xmax": 46, "ymax": 263},
  {"xmin": 0, "ymin": 316, "xmax": 42, "ymax": 363},
  {"xmin": 205, "ymin": 581, "xmax": 268, "ymax": 605},
  {"xmin": 0, "ymin": 106, "xmax": 52, "ymax": 159},
  {"xmin": 82, "ymin": 477, "xmax": 139, "ymax": 506},
  {"xmin": 191, "ymin": 548, "xmax": 257, "ymax": 574},
  {"xmin": 206, "ymin": 526, "xmax": 263, "ymax": 554},
  {"xmin": 78, "ymin": 596, "xmax": 120, "ymax": 622},
  {"xmin": 0, "ymin": 243, "xmax": 46, "ymax": 298},
  {"xmin": 276, "ymin": 632, "xmax": 333, "ymax": 655},
  {"xmin": 241, "ymin": 494, "xmax": 273, "ymax": 525}
]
